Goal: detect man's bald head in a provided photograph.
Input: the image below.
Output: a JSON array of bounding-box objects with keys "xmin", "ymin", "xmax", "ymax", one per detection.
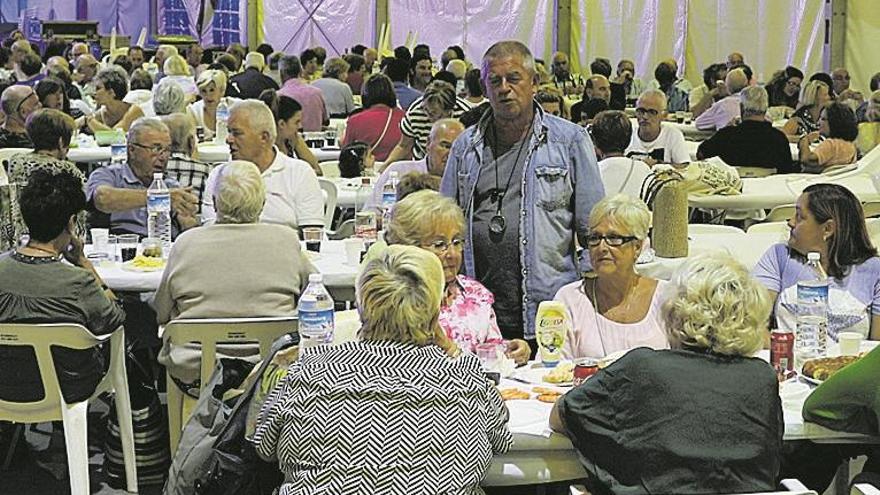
[
  {"xmin": 426, "ymin": 118, "xmax": 465, "ymax": 175},
  {"xmin": 1, "ymin": 85, "xmax": 40, "ymax": 124},
  {"xmin": 727, "ymin": 52, "xmax": 744, "ymax": 68},
  {"xmin": 585, "ymin": 74, "xmax": 611, "ymax": 104},
  {"xmin": 725, "ymin": 68, "xmax": 749, "ymax": 94}
]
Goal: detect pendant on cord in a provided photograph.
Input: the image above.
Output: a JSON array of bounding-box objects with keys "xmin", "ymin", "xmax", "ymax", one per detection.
[{"xmin": 489, "ymin": 213, "xmax": 506, "ymax": 235}]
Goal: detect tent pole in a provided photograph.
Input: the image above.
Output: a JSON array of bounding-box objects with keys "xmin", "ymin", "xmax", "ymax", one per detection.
[
  {"xmin": 375, "ymin": 0, "xmax": 388, "ymax": 49},
  {"xmin": 556, "ymin": 0, "xmax": 570, "ymax": 60}
]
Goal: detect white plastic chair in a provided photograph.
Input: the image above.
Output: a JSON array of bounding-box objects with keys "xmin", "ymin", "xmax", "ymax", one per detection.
[
  {"xmin": 747, "ymin": 221, "xmax": 790, "ymax": 235},
  {"xmin": 318, "ymin": 178, "xmax": 338, "ymax": 229},
  {"xmin": 688, "ymin": 224, "xmax": 745, "ymax": 235},
  {"xmin": 162, "ymin": 317, "xmax": 299, "ymax": 453},
  {"xmin": 0, "ymin": 323, "xmax": 137, "ymax": 494},
  {"xmin": 735, "ymin": 166, "xmax": 777, "ymax": 178},
  {"xmin": 570, "ymin": 478, "xmax": 815, "ymax": 495},
  {"xmin": 319, "ymin": 160, "xmax": 340, "ymax": 178},
  {"xmin": 765, "ymin": 204, "xmax": 796, "ymax": 223},
  {"xmin": 854, "ymin": 483, "xmax": 880, "ymax": 495}
]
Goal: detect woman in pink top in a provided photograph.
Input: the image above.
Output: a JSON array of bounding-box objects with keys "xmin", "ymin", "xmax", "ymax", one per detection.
[
  {"xmin": 799, "ymin": 101, "xmax": 859, "ymax": 172},
  {"xmin": 385, "ymin": 190, "xmax": 532, "ymax": 364},
  {"xmin": 341, "ymin": 74, "xmax": 404, "ymax": 161},
  {"xmin": 556, "ymin": 194, "xmax": 670, "ymax": 359}
]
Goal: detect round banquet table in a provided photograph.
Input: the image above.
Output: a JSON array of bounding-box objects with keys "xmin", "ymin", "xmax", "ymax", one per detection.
[
  {"xmin": 68, "ymin": 144, "xmax": 339, "ymax": 164},
  {"xmin": 92, "ymin": 239, "xmax": 359, "ymax": 301}
]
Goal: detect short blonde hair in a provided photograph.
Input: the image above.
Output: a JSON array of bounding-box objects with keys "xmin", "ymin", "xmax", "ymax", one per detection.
[
  {"xmin": 164, "ymin": 54, "xmax": 191, "ymax": 77},
  {"xmin": 662, "ymin": 252, "xmax": 770, "ymax": 356},
  {"xmin": 323, "ymin": 57, "xmax": 349, "ymax": 79},
  {"xmin": 385, "ymin": 190, "xmax": 465, "ymax": 246},
  {"xmin": 588, "ymin": 194, "xmax": 651, "ymax": 240},
  {"xmin": 215, "ymin": 160, "xmax": 266, "ymax": 224},
  {"xmin": 197, "ymin": 69, "xmax": 227, "ymax": 93},
  {"xmin": 801, "ymin": 80, "xmax": 829, "ymax": 108},
  {"xmin": 357, "ymin": 245, "xmax": 444, "ymax": 346}
]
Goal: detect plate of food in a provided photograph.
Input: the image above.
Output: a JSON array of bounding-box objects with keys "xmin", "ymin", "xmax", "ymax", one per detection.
[
  {"xmin": 800, "ymin": 354, "xmax": 863, "ymax": 385},
  {"xmin": 121, "ymin": 255, "xmax": 166, "ymax": 272},
  {"xmin": 514, "ymin": 361, "xmax": 575, "ymax": 387}
]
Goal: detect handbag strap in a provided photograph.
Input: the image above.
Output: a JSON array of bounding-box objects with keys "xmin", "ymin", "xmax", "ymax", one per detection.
[
  {"xmin": 371, "ymin": 109, "xmax": 394, "ymax": 153},
  {"xmin": 617, "ymin": 158, "xmax": 636, "ymax": 194}
]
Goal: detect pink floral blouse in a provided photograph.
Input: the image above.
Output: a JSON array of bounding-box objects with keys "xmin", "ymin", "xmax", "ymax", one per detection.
[{"xmin": 439, "ymin": 275, "xmax": 505, "ymax": 353}]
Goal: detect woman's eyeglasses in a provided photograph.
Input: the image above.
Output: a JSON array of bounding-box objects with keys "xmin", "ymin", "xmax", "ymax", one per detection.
[
  {"xmin": 423, "ymin": 238, "xmax": 465, "ymax": 254},
  {"xmin": 586, "ymin": 234, "xmax": 638, "ymax": 247}
]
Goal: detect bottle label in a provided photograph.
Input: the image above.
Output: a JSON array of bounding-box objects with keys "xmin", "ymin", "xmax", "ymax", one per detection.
[
  {"xmin": 797, "ymin": 284, "xmax": 828, "ymax": 305},
  {"xmin": 300, "ymin": 308, "xmax": 335, "ymax": 336},
  {"xmin": 535, "ymin": 305, "xmax": 567, "ymax": 365},
  {"xmin": 147, "ymin": 192, "xmax": 171, "ymax": 212},
  {"xmin": 382, "ymin": 191, "xmax": 395, "ymax": 208}
]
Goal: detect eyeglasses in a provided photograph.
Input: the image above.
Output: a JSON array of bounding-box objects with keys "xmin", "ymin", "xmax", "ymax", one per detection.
[
  {"xmin": 130, "ymin": 142, "xmax": 171, "ymax": 155},
  {"xmin": 635, "ymin": 107, "xmax": 660, "ymax": 117},
  {"xmin": 15, "ymin": 92, "xmax": 36, "ymax": 114},
  {"xmin": 586, "ymin": 234, "xmax": 638, "ymax": 247},
  {"xmin": 786, "ymin": 80, "xmax": 801, "ymax": 89},
  {"xmin": 422, "ymin": 237, "xmax": 465, "ymax": 254}
]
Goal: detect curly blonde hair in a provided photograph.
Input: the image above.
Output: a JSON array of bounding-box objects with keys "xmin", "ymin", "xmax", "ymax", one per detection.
[
  {"xmin": 357, "ymin": 245, "xmax": 444, "ymax": 346},
  {"xmin": 385, "ymin": 190, "xmax": 465, "ymax": 246},
  {"xmin": 662, "ymin": 252, "xmax": 770, "ymax": 356},
  {"xmin": 589, "ymin": 194, "xmax": 651, "ymax": 240}
]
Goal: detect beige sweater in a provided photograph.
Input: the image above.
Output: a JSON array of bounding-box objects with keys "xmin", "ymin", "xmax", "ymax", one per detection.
[{"xmin": 154, "ymin": 223, "xmax": 316, "ymax": 384}]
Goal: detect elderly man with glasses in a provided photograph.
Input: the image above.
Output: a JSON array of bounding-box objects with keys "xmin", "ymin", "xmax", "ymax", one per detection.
[
  {"xmin": 624, "ymin": 89, "xmax": 690, "ymax": 166},
  {"xmin": 0, "ymin": 85, "xmax": 40, "ymax": 148},
  {"xmin": 86, "ymin": 117, "xmax": 199, "ymax": 236}
]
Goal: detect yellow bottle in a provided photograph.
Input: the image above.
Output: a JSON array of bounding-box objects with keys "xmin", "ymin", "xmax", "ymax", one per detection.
[{"xmin": 535, "ymin": 301, "xmax": 568, "ymax": 368}]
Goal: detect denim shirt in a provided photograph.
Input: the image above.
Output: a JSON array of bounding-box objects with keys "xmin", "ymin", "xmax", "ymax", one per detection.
[{"xmin": 440, "ymin": 105, "xmax": 604, "ymax": 339}]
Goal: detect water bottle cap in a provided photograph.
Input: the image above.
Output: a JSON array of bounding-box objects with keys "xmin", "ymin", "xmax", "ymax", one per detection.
[
  {"xmin": 807, "ymin": 252, "xmax": 821, "ymax": 261},
  {"xmin": 308, "ymin": 273, "xmax": 323, "ymax": 283}
]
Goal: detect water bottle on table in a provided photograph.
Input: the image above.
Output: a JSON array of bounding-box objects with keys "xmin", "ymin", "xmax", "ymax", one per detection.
[
  {"xmin": 796, "ymin": 251, "xmax": 829, "ymax": 365},
  {"xmin": 147, "ymin": 172, "xmax": 172, "ymax": 256},
  {"xmin": 381, "ymin": 171, "xmax": 399, "ymax": 229},
  {"xmin": 298, "ymin": 273, "xmax": 335, "ymax": 347},
  {"xmin": 214, "ymin": 98, "xmax": 229, "ymax": 145}
]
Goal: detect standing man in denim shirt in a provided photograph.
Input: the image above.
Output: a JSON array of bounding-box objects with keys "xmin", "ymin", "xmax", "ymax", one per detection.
[{"xmin": 441, "ymin": 40, "xmax": 604, "ymax": 348}]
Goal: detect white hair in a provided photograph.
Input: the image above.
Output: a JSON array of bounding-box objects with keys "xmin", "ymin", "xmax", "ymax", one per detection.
[
  {"xmin": 153, "ymin": 79, "xmax": 186, "ymax": 115},
  {"xmin": 215, "ymin": 160, "xmax": 266, "ymax": 224},
  {"xmin": 589, "ymin": 194, "xmax": 652, "ymax": 240},
  {"xmin": 230, "ymin": 99, "xmax": 277, "ymax": 142},
  {"xmin": 639, "ymin": 88, "xmax": 668, "ymax": 111},
  {"xmin": 127, "ymin": 117, "xmax": 169, "ymax": 143},
  {"xmin": 160, "ymin": 112, "xmax": 195, "ymax": 154},
  {"xmin": 739, "ymin": 85, "xmax": 768, "ymax": 118}
]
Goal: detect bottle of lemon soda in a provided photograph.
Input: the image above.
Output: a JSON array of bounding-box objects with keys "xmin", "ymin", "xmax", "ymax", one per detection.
[{"xmin": 535, "ymin": 301, "xmax": 568, "ymax": 368}]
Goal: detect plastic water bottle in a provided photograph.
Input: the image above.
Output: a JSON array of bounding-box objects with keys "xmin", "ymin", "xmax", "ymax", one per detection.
[
  {"xmin": 381, "ymin": 171, "xmax": 398, "ymax": 228},
  {"xmin": 298, "ymin": 273, "xmax": 335, "ymax": 347},
  {"xmin": 146, "ymin": 172, "xmax": 172, "ymax": 255},
  {"xmin": 110, "ymin": 129, "xmax": 126, "ymax": 165},
  {"xmin": 214, "ymin": 98, "xmax": 229, "ymax": 145},
  {"xmin": 796, "ymin": 252, "xmax": 829, "ymax": 364}
]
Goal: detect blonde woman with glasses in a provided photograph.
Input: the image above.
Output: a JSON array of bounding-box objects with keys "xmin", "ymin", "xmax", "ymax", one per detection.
[
  {"xmin": 386, "ymin": 189, "xmax": 531, "ymax": 364},
  {"xmin": 555, "ymin": 194, "xmax": 669, "ymax": 359}
]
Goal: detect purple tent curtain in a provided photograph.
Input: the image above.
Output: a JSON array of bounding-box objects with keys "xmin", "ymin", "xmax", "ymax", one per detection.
[
  {"xmin": 2, "ymin": 0, "xmax": 76, "ymax": 21},
  {"xmin": 157, "ymin": 0, "xmax": 199, "ymax": 38},
  {"xmin": 85, "ymin": 0, "xmax": 149, "ymax": 36},
  {"xmin": 262, "ymin": 0, "xmax": 375, "ymax": 56}
]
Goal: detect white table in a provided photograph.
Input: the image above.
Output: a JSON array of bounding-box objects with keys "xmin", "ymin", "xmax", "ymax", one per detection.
[
  {"xmin": 483, "ymin": 341, "xmax": 880, "ymax": 486},
  {"xmin": 333, "ymin": 178, "xmax": 375, "ymax": 209},
  {"xmin": 684, "ymin": 140, "xmax": 799, "ymax": 162},
  {"xmin": 93, "ymin": 239, "xmax": 360, "ymax": 301},
  {"xmin": 68, "ymin": 142, "xmax": 232, "ymax": 164},
  {"xmin": 635, "ymin": 231, "xmax": 781, "ymax": 281}
]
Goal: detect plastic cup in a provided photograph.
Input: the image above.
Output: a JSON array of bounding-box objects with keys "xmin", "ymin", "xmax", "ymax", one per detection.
[
  {"xmin": 90, "ymin": 228, "xmax": 109, "ymax": 254},
  {"xmin": 118, "ymin": 234, "xmax": 139, "ymax": 262},
  {"xmin": 343, "ymin": 237, "xmax": 364, "ymax": 265},
  {"xmin": 476, "ymin": 342, "xmax": 500, "ymax": 371},
  {"xmin": 838, "ymin": 332, "xmax": 863, "ymax": 356},
  {"xmin": 303, "ymin": 227, "xmax": 323, "ymax": 253},
  {"xmin": 106, "ymin": 234, "xmax": 119, "ymax": 262}
]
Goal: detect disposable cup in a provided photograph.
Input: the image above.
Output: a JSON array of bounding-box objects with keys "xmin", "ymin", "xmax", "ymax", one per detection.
[{"xmin": 838, "ymin": 332, "xmax": 863, "ymax": 356}]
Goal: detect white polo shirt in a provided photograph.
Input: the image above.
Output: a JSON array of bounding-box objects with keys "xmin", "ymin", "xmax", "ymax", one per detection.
[
  {"xmin": 625, "ymin": 122, "xmax": 690, "ymax": 165},
  {"xmin": 202, "ymin": 147, "xmax": 324, "ymax": 229}
]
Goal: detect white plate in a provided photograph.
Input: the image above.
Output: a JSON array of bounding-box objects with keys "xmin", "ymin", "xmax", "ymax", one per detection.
[
  {"xmin": 799, "ymin": 374, "xmax": 823, "ymax": 386},
  {"xmin": 120, "ymin": 260, "xmax": 165, "ymax": 272},
  {"xmin": 513, "ymin": 365, "xmax": 574, "ymax": 388}
]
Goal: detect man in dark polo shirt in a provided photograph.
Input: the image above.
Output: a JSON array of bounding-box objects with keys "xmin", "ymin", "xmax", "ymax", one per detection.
[
  {"xmin": 228, "ymin": 52, "xmax": 279, "ymax": 99},
  {"xmin": 697, "ymin": 85, "xmax": 796, "ymax": 174}
]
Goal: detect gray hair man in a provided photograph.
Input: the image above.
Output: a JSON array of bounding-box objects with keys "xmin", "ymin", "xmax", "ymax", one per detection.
[
  {"xmin": 0, "ymin": 85, "xmax": 40, "ymax": 148},
  {"xmin": 161, "ymin": 112, "xmax": 214, "ymax": 215},
  {"xmin": 440, "ymin": 40, "xmax": 604, "ymax": 344},
  {"xmin": 74, "ymin": 54, "xmax": 99, "ymax": 99},
  {"xmin": 368, "ymin": 118, "xmax": 465, "ymax": 211},
  {"xmin": 312, "ymin": 57, "xmax": 355, "ymax": 118},
  {"xmin": 229, "ymin": 51, "xmax": 279, "ymax": 99},
  {"xmin": 625, "ymin": 89, "xmax": 690, "ymax": 166},
  {"xmin": 85, "ymin": 117, "xmax": 199, "ymax": 236},
  {"xmin": 695, "ymin": 85, "xmax": 795, "ymax": 173},
  {"xmin": 694, "ymin": 68, "xmax": 749, "ymax": 131},
  {"xmin": 201, "ymin": 100, "xmax": 324, "ymax": 231}
]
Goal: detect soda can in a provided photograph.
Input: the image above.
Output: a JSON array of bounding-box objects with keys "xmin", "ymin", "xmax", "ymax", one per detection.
[
  {"xmin": 770, "ymin": 330, "xmax": 795, "ymax": 375},
  {"xmin": 573, "ymin": 358, "xmax": 599, "ymax": 387}
]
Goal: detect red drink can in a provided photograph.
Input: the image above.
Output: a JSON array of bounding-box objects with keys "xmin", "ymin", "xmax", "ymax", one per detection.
[
  {"xmin": 770, "ymin": 330, "xmax": 795, "ymax": 375},
  {"xmin": 573, "ymin": 359, "xmax": 599, "ymax": 387}
]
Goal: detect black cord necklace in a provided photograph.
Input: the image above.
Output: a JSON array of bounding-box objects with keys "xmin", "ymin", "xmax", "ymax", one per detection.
[{"xmin": 488, "ymin": 117, "xmax": 532, "ymax": 235}]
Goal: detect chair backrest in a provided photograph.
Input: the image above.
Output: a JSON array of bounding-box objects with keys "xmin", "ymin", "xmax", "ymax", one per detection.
[
  {"xmin": 747, "ymin": 221, "xmax": 789, "ymax": 235},
  {"xmin": 318, "ymin": 178, "xmax": 338, "ymax": 229},
  {"xmin": 0, "ymin": 148, "xmax": 30, "ymax": 174},
  {"xmin": 853, "ymin": 484, "xmax": 880, "ymax": 495},
  {"xmin": 688, "ymin": 224, "xmax": 745, "ymax": 235},
  {"xmin": 0, "ymin": 323, "xmax": 107, "ymax": 422},
  {"xmin": 765, "ymin": 204, "xmax": 796, "ymax": 223},
  {"xmin": 735, "ymin": 167, "xmax": 776, "ymax": 179},
  {"xmin": 327, "ymin": 218, "xmax": 355, "ymax": 240},
  {"xmin": 162, "ymin": 317, "xmax": 298, "ymax": 390},
  {"xmin": 320, "ymin": 160, "xmax": 340, "ymax": 178},
  {"xmin": 863, "ymin": 201, "xmax": 880, "ymax": 219}
]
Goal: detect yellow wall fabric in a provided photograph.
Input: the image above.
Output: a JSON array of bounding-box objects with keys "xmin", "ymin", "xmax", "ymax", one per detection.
[{"xmin": 845, "ymin": 0, "xmax": 880, "ymax": 95}]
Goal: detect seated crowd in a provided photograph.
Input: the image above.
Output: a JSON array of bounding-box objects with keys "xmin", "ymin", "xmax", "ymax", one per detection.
[{"xmin": 1, "ymin": 32, "xmax": 880, "ymax": 495}]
